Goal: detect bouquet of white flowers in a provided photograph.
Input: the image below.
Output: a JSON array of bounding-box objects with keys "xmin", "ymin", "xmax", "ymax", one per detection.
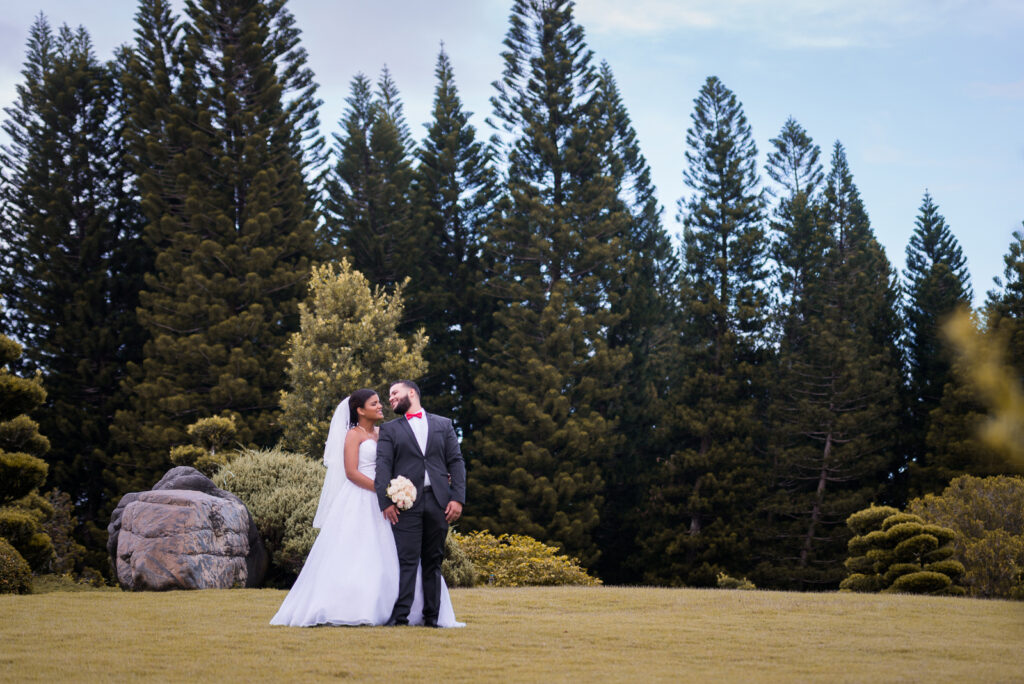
[{"xmin": 387, "ymin": 475, "xmax": 417, "ymax": 510}]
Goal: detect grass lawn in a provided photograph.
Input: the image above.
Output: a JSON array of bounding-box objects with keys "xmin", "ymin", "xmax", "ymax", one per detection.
[{"xmin": 1, "ymin": 585, "xmax": 1021, "ymax": 682}]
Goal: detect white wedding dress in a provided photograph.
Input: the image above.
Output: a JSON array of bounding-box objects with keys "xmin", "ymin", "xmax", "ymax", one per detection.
[{"xmin": 270, "ymin": 437, "xmax": 462, "ymax": 627}]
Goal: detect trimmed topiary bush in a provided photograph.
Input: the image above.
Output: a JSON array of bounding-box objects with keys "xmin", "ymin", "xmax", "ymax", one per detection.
[
  {"xmin": 213, "ymin": 446, "xmax": 323, "ymax": 584},
  {"xmin": 454, "ymin": 531, "xmax": 601, "ymax": 587},
  {"xmin": 0, "ymin": 335, "xmax": 54, "ymax": 572},
  {"xmin": 840, "ymin": 505, "xmax": 965, "ymax": 596},
  {"xmin": 0, "ymin": 537, "xmax": 32, "ymax": 594},
  {"xmin": 889, "ymin": 571, "xmax": 952, "ymax": 595}
]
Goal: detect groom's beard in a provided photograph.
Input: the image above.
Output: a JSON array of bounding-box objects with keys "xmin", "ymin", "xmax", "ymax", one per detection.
[{"xmin": 394, "ymin": 396, "xmax": 412, "ymax": 415}]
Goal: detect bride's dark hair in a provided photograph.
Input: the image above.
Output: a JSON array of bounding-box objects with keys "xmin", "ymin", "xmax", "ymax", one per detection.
[{"xmin": 348, "ymin": 388, "xmax": 378, "ymax": 426}]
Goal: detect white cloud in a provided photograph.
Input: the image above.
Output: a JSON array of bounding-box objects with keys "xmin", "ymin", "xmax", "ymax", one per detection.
[{"xmin": 574, "ymin": 0, "xmax": 1022, "ymax": 48}]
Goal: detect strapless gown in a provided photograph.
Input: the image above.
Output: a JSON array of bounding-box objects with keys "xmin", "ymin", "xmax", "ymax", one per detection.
[{"xmin": 270, "ymin": 438, "xmax": 462, "ymax": 627}]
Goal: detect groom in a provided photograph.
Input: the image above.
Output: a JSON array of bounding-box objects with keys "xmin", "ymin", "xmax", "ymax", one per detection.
[{"xmin": 375, "ymin": 379, "xmax": 466, "ymax": 627}]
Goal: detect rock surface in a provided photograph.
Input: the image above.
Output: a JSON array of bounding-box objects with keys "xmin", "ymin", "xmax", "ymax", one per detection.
[{"xmin": 108, "ymin": 467, "xmax": 267, "ymax": 590}]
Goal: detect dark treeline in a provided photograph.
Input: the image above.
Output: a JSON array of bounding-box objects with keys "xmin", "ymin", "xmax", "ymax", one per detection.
[{"xmin": 1, "ymin": 0, "xmax": 1020, "ymax": 585}]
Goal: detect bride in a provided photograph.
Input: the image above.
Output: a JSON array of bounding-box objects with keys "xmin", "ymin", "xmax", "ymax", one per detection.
[{"xmin": 270, "ymin": 389, "xmax": 462, "ymax": 627}]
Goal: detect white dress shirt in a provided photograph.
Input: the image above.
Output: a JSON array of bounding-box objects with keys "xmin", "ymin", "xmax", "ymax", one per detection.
[{"xmin": 407, "ymin": 412, "xmax": 430, "ymax": 487}]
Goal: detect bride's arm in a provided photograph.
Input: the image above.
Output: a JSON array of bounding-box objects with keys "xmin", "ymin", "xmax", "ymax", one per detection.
[{"xmin": 343, "ymin": 431, "xmax": 376, "ymax": 491}]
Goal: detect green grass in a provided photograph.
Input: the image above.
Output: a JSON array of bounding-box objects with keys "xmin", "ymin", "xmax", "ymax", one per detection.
[{"xmin": 1, "ymin": 586, "xmax": 1020, "ymax": 682}]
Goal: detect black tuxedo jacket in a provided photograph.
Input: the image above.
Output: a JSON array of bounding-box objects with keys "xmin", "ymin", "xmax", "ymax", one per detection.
[{"xmin": 375, "ymin": 412, "xmax": 466, "ymax": 512}]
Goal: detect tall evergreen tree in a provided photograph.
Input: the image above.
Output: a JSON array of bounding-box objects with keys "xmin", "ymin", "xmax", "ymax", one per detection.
[
  {"xmin": 111, "ymin": 0, "xmax": 321, "ymax": 494},
  {"xmin": 324, "ymin": 69, "xmax": 416, "ymax": 288},
  {"xmin": 592, "ymin": 61, "xmax": 678, "ymax": 582},
  {"xmin": 0, "ymin": 18, "xmax": 147, "ymax": 537},
  {"xmin": 408, "ymin": 48, "xmax": 496, "ymax": 429},
  {"xmin": 826, "ymin": 141, "xmax": 906, "ymax": 507},
  {"xmin": 638, "ymin": 76, "xmax": 770, "ymax": 586},
  {"xmin": 925, "ymin": 227, "xmax": 1024, "ymax": 485},
  {"xmin": 903, "ymin": 192, "xmax": 973, "ymax": 497},
  {"xmin": 765, "ymin": 117, "xmax": 827, "ymax": 341},
  {"xmin": 464, "ymin": 0, "xmax": 631, "ymax": 567},
  {"xmin": 757, "ymin": 139, "xmax": 902, "ymax": 589}
]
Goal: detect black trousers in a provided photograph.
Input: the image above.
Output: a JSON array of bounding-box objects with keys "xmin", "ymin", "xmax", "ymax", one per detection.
[{"xmin": 389, "ymin": 490, "xmax": 447, "ymax": 625}]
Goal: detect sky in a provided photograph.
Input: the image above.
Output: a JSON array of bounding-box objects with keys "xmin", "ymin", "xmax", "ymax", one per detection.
[{"xmin": 1, "ymin": 0, "xmax": 1022, "ymax": 306}]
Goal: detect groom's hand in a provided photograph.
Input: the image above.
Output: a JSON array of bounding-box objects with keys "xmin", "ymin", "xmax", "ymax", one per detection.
[
  {"xmin": 383, "ymin": 505, "xmax": 399, "ymax": 524},
  {"xmin": 445, "ymin": 501, "xmax": 462, "ymax": 523}
]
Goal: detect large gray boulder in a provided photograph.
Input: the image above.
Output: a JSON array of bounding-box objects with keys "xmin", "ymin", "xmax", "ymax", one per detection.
[{"xmin": 108, "ymin": 467, "xmax": 267, "ymax": 590}]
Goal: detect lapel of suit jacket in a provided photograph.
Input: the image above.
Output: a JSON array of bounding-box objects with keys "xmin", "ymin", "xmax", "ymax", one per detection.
[
  {"xmin": 397, "ymin": 413, "xmax": 425, "ymax": 456},
  {"xmin": 422, "ymin": 412, "xmax": 438, "ymax": 459}
]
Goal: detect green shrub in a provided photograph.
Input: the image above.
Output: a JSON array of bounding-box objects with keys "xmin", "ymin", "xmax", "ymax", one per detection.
[
  {"xmin": 925, "ymin": 559, "xmax": 966, "ymax": 580},
  {"xmin": 169, "ymin": 445, "xmax": 207, "ymax": 469},
  {"xmin": 846, "ymin": 506, "xmax": 900, "ymax": 536},
  {"xmin": 0, "ymin": 451, "xmax": 47, "ymax": 505},
  {"xmin": 838, "ymin": 573, "xmax": 880, "ymax": 593},
  {"xmin": 842, "ymin": 507, "xmax": 963, "ymax": 595},
  {"xmin": 279, "ymin": 260, "xmax": 427, "ymax": 456},
  {"xmin": 27, "ymin": 573, "xmax": 117, "ymax": 593},
  {"xmin": 716, "ymin": 572, "xmax": 755, "ymax": 590},
  {"xmin": 894, "ymin": 533, "xmax": 938, "ymax": 561},
  {"xmin": 0, "ymin": 537, "xmax": 31, "ymax": 594},
  {"xmin": 214, "ymin": 446, "xmax": 323, "ymax": 583},
  {"xmin": 909, "ymin": 475, "xmax": 1024, "ymax": 599},
  {"xmin": 881, "ymin": 513, "xmax": 925, "ymax": 531},
  {"xmin": 40, "ymin": 489, "xmax": 85, "ymax": 576},
  {"xmin": 186, "ymin": 415, "xmax": 238, "ymax": 454},
  {"xmin": 442, "ymin": 530, "xmax": 476, "ymax": 588},
  {"xmin": 0, "ymin": 502, "xmax": 54, "ymax": 570},
  {"xmin": 169, "ymin": 415, "xmax": 237, "ymax": 477},
  {"xmin": 888, "ymin": 571, "xmax": 953, "ymax": 595},
  {"xmin": 883, "ymin": 563, "xmax": 921, "ymax": 585},
  {"xmin": 454, "ymin": 531, "xmax": 601, "ymax": 587}
]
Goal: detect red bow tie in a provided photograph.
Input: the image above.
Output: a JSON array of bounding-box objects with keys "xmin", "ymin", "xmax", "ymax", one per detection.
[{"xmin": 405, "ymin": 411, "xmax": 423, "ymax": 420}]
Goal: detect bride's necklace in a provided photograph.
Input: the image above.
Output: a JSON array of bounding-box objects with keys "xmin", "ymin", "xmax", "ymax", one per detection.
[{"xmin": 357, "ymin": 423, "xmax": 376, "ymax": 437}]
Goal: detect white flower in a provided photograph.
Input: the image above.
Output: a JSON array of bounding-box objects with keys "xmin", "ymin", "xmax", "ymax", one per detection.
[{"xmin": 387, "ymin": 476, "xmax": 417, "ymax": 511}]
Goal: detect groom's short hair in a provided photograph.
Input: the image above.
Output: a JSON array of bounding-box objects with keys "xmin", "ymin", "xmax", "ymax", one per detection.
[{"xmin": 392, "ymin": 379, "xmax": 421, "ymax": 398}]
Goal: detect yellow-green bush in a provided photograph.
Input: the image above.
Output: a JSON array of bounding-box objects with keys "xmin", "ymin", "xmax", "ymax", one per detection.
[
  {"xmin": 909, "ymin": 475, "xmax": 1024, "ymax": 599},
  {"xmin": 716, "ymin": 572, "xmax": 755, "ymax": 590},
  {"xmin": 213, "ymin": 446, "xmax": 323, "ymax": 583},
  {"xmin": 454, "ymin": 531, "xmax": 600, "ymax": 587},
  {"xmin": 169, "ymin": 415, "xmax": 237, "ymax": 477},
  {"xmin": 279, "ymin": 260, "xmax": 427, "ymax": 456},
  {"xmin": 0, "ymin": 536, "xmax": 31, "ymax": 594}
]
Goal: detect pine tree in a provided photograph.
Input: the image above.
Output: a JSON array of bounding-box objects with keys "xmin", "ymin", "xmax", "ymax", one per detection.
[
  {"xmin": 408, "ymin": 48, "xmax": 496, "ymax": 429},
  {"xmin": 464, "ymin": 0, "xmax": 631, "ymax": 567},
  {"xmin": 324, "ymin": 69, "xmax": 416, "ymax": 288},
  {"xmin": 111, "ymin": 0, "xmax": 321, "ymax": 494},
  {"xmin": 638, "ymin": 76, "xmax": 770, "ymax": 586},
  {"xmin": 0, "ymin": 18, "xmax": 147, "ymax": 536},
  {"xmin": 985, "ymin": 225, "xmax": 1024, "ymax": 370},
  {"xmin": 903, "ymin": 192, "xmax": 973, "ymax": 497},
  {"xmin": 592, "ymin": 61, "xmax": 678, "ymax": 582},
  {"xmin": 765, "ymin": 117, "xmax": 827, "ymax": 331},
  {"xmin": 280, "ymin": 261, "xmax": 428, "ymax": 457},
  {"xmin": 756, "ymin": 142, "xmax": 902, "ymax": 589},
  {"xmin": 925, "ymin": 227, "xmax": 1024, "ymax": 484}
]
